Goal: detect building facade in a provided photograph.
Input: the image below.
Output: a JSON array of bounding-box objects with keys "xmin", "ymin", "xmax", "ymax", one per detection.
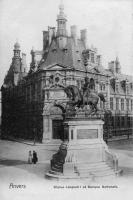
[{"xmin": 1, "ymin": 3, "xmax": 133, "ymax": 143}]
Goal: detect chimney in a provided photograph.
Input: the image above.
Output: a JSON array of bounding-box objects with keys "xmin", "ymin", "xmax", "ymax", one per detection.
[
  {"xmin": 43, "ymin": 31, "xmax": 49, "ymax": 50},
  {"xmin": 115, "ymin": 57, "xmax": 121, "ymax": 74},
  {"xmin": 108, "ymin": 61, "xmax": 115, "ymax": 74},
  {"xmin": 80, "ymin": 29, "xmax": 87, "ymax": 47},
  {"xmin": 97, "ymin": 55, "xmax": 102, "ymax": 66},
  {"xmin": 21, "ymin": 53, "xmax": 27, "ymax": 72},
  {"xmin": 48, "ymin": 27, "xmax": 56, "ymax": 45},
  {"xmin": 71, "ymin": 25, "xmax": 77, "ymax": 44}
]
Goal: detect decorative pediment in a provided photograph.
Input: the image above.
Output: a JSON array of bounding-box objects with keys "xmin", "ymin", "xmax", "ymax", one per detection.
[{"xmin": 44, "ymin": 63, "xmax": 73, "ymax": 71}]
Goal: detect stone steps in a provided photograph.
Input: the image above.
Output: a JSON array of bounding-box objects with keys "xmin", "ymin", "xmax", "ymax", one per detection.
[
  {"xmin": 76, "ymin": 161, "xmax": 107, "ymax": 168},
  {"xmin": 46, "ymin": 162, "xmax": 117, "ymax": 180},
  {"xmin": 79, "ymin": 169, "xmax": 114, "ymax": 176},
  {"xmin": 77, "ymin": 166, "xmax": 111, "ymax": 172},
  {"xmin": 76, "ymin": 162, "xmax": 115, "ymax": 179}
]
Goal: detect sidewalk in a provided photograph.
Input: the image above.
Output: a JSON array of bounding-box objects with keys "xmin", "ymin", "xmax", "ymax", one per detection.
[
  {"xmin": 108, "ymin": 134, "xmax": 133, "ymax": 142},
  {"xmin": 4, "ymin": 134, "xmax": 133, "ymax": 146}
]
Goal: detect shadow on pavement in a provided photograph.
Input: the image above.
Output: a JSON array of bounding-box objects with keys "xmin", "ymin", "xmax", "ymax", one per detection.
[{"xmin": 0, "ymin": 158, "xmax": 27, "ymax": 166}]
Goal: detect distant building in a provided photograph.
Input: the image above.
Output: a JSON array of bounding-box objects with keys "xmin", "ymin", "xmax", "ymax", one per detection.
[{"xmin": 1, "ymin": 3, "xmax": 133, "ymax": 143}]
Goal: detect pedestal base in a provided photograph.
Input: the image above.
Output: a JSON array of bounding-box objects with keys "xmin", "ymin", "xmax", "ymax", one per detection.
[{"xmin": 46, "ymin": 119, "xmax": 120, "ymax": 180}]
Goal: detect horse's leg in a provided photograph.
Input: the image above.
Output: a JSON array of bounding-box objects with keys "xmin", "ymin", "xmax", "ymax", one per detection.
[
  {"xmin": 91, "ymin": 104, "xmax": 96, "ymax": 114},
  {"xmin": 89, "ymin": 103, "xmax": 94, "ymax": 114}
]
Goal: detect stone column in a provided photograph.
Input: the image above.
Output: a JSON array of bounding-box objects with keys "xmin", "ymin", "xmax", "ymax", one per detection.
[
  {"xmin": 68, "ymin": 127, "xmax": 71, "ymax": 141},
  {"xmin": 42, "ymin": 102, "xmax": 52, "ymax": 143},
  {"xmin": 42, "ymin": 116, "xmax": 50, "ymax": 142},
  {"xmin": 49, "ymin": 118, "xmax": 53, "ymax": 140},
  {"xmin": 42, "ymin": 115, "xmax": 53, "ymax": 143}
]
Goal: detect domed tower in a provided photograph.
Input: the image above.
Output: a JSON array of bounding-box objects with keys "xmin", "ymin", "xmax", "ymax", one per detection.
[
  {"xmin": 14, "ymin": 42, "xmax": 20, "ymax": 56},
  {"xmin": 56, "ymin": 2, "xmax": 67, "ymax": 37},
  {"xmin": 115, "ymin": 56, "xmax": 121, "ymax": 74},
  {"xmin": 3, "ymin": 42, "xmax": 22, "ymax": 87},
  {"xmin": 12, "ymin": 41, "xmax": 21, "ymax": 73},
  {"xmin": 56, "ymin": 2, "xmax": 67, "ymax": 48}
]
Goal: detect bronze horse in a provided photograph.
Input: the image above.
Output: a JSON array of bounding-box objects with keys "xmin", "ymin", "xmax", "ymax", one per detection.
[{"xmin": 64, "ymin": 85, "xmax": 105, "ymax": 113}]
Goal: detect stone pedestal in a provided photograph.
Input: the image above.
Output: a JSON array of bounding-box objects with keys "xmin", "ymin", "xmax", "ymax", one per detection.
[
  {"xmin": 46, "ymin": 118, "xmax": 120, "ymax": 180},
  {"xmin": 63, "ymin": 119, "xmax": 104, "ymax": 163}
]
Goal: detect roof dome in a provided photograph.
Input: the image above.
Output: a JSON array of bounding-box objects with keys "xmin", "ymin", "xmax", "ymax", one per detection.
[{"xmin": 14, "ymin": 42, "xmax": 20, "ymax": 50}]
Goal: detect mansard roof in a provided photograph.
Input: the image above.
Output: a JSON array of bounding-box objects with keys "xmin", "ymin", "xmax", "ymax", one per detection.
[
  {"xmin": 105, "ymin": 69, "xmax": 133, "ymax": 83},
  {"xmin": 39, "ymin": 37, "xmax": 86, "ymax": 71}
]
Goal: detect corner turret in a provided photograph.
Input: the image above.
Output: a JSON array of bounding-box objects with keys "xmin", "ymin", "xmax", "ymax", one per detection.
[{"xmin": 4, "ymin": 42, "xmax": 27, "ymax": 87}]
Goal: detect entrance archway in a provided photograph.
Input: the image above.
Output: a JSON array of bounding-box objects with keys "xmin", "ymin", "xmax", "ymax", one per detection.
[
  {"xmin": 50, "ymin": 106, "xmax": 64, "ymax": 140},
  {"xmin": 90, "ymin": 78, "xmax": 95, "ymax": 90},
  {"xmin": 42, "ymin": 103, "xmax": 67, "ymax": 142}
]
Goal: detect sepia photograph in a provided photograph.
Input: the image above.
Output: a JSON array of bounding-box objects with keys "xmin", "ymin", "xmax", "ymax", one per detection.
[{"xmin": 0, "ymin": 0, "xmax": 133, "ymax": 199}]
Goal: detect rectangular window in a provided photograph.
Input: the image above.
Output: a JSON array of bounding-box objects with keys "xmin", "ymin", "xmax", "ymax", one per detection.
[
  {"xmin": 110, "ymin": 97, "xmax": 113, "ymax": 110},
  {"xmin": 127, "ymin": 117, "xmax": 130, "ymax": 127},
  {"xmin": 126, "ymin": 86, "xmax": 129, "ymax": 94},
  {"xmin": 111, "ymin": 116, "xmax": 114, "ymax": 127},
  {"xmin": 116, "ymin": 98, "xmax": 119, "ymax": 110},
  {"xmin": 116, "ymin": 84, "xmax": 119, "ymax": 93},
  {"xmin": 27, "ymin": 86, "xmax": 30, "ymax": 102},
  {"xmin": 117, "ymin": 117, "xmax": 120, "ymax": 127},
  {"xmin": 126, "ymin": 99, "xmax": 129, "ymax": 111},
  {"xmin": 37, "ymin": 81, "xmax": 41, "ymax": 100},
  {"xmin": 91, "ymin": 53, "xmax": 95, "ymax": 63},
  {"xmin": 31, "ymin": 84, "xmax": 36, "ymax": 100},
  {"xmin": 121, "ymin": 116, "xmax": 125, "ymax": 128},
  {"xmin": 121, "ymin": 99, "xmax": 124, "ymax": 111}
]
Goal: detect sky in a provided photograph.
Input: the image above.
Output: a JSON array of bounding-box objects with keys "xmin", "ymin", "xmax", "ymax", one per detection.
[{"xmin": 0, "ymin": 0, "xmax": 133, "ymax": 90}]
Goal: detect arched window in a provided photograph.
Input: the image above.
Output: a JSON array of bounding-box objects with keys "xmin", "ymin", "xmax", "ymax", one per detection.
[{"xmin": 89, "ymin": 78, "xmax": 95, "ymax": 90}]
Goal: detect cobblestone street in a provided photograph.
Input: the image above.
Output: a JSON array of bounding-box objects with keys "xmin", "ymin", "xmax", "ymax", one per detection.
[{"xmin": 0, "ymin": 139, "xmax": 133, "ymax": 200}]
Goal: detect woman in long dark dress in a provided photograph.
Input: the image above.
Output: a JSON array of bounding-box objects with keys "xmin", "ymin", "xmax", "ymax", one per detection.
[
  {"xmin": 28, "ymin": 151, "xmax": 32, "ymax": 164},
  {"xmin": 32, "ymin": 151, "xmax": 38, "ymax": 164}
]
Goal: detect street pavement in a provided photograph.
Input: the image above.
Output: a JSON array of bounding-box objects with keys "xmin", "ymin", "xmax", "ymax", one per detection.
[{"xmin": 0, "ymin": 139, "xmax": 133, "ymax": 200}]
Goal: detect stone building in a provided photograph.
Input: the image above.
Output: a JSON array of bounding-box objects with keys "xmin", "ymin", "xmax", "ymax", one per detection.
[{"xmin": 1, "ymin": 3, "xmax": 133, "ymax": 143}]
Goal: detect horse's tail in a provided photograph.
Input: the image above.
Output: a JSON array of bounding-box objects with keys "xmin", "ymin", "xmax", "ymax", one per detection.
[{"xmin": 98, "ymin": 93, "xmax": 106, "ymax": 102}]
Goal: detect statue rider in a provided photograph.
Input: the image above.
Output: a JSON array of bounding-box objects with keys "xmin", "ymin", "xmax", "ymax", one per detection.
[{"xmin": 81, "ymin": 77, "xmax": 90, "ymax": 96}]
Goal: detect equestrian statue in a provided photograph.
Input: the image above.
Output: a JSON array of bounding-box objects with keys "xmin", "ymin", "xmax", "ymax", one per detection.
[{"xmin": 64, "ymin": 77, "xmax": 105, "ymax": 114}]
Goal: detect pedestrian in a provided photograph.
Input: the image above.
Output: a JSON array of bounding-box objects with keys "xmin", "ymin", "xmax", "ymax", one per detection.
[
  {"xmin": 28, "ymin": 151, "xmax": 32, "ymax": 164},
  {"xmin": 32, "ymin": 151, "xmax": 38, "ymax": 164}
]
